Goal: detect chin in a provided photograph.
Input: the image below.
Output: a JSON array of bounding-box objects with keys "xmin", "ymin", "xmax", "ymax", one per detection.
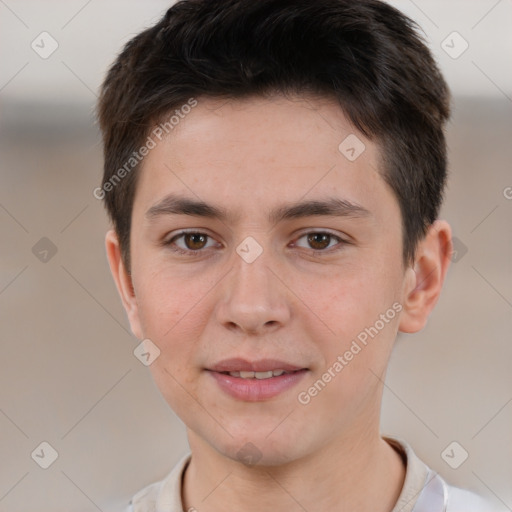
[{"xmin": 207, "ymin": 425, "xmax": 310, "ymax": 468}]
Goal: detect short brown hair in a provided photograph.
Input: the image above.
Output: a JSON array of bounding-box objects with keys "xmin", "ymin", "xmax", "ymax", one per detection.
[{"xmin": 97, "ymin": 0, "xmax": 450, "ymax": 272}]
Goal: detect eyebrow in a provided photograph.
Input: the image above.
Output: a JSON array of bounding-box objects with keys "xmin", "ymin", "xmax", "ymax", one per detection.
[{"xmin": 145, "ymin": 193, "xmax": 371, "ymax": 225}]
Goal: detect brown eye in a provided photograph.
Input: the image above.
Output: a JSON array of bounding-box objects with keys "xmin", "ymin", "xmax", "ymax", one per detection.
[
  {"xmin": 165, "ymin": 231, "xmax": 217, "ymax": 255},
  {"xmin": 293, "ymin": 231, "xmax": 346, "ymax": 253},
  {"xmin": 307, "ymin": 233, "xmax": 331, "ymax": 250},
  {"xmin": 183, "ymin": 233, "xmax": 208, "ymax": 250}
]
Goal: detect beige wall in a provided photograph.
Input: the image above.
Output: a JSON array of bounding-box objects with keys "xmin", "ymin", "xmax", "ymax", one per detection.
[{"xmin": 1, "ymin": 1, "xmax": 511, "ymax": 511}]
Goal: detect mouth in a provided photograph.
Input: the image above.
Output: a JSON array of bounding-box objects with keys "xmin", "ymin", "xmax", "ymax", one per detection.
[
  {"xmin": 207, "ymin": 357, "xmax": 306, "ymax": 373},
  {"xmin": 217, "ymin": 369, "xmax": 302, "ymax": 379},
  {"xmin": 206, "ymin": 358, "xmax": 308, "ymax": 401}
]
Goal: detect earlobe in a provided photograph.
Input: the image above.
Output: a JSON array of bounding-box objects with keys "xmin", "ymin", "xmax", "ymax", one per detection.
[
  {"xmin": 398, "ymin": 220, "xmax": 452, "ymax": 334},
  {"xmin": 105, "ymin": 230, "xmax": 144, "ymax": 339}
]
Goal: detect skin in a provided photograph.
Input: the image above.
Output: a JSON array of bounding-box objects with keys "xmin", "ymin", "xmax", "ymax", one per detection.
[{"xmin": 106, "ymin": 93, "xmax": 452, "ymax": 512}]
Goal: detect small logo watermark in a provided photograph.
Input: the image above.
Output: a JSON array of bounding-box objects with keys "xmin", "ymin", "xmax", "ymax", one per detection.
[
  {"xmin": 32, "ymin": 237, "xmax": 58, "ymax": 263},
  {"xmin": 441, "ymin": 32, "xmax": 469, "ymax": 59},
  {"xmin": 338, "ymin": 134, "xmax": 366, "ymax": 162},
  {"xmin": 450, "ymin": 236, "xmax": 468, "ymax": 263},
  {"xmin": 441, "ymin": 441, "xmax": 468, "ymax": 469},
  {"xmin": 31, "ymin": 441, "xmax": 59, "ymax": 469},
  {"xmin": 236, "ymin": 442, "xmax": 262, "ymax": 465},
  {"xmin": 31, "ymin": 32, "xmax": 59, "ymax": 59},
  {"xmin": 134, "ymin": 339, "xmax": 161, "ymax": 366},
  {"xmin": 236, "ymin": 236, "xmax": 263, "ymax": 264}
]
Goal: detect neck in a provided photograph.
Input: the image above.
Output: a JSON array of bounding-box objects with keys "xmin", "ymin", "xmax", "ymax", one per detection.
[{"xmin": 182, "ymin": 429, "xmax": 405, "ymax": 512}]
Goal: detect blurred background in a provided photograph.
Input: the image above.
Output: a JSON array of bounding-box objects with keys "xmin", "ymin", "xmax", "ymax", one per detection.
[{"xmin": 0, "ymin": 1, "xmax": 511, "ymax": 510}]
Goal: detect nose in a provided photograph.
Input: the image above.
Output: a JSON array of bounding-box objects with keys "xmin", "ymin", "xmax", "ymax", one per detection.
[{"xmin": 214, "ymin": 248, "xmax": 291, "ymax": 336}]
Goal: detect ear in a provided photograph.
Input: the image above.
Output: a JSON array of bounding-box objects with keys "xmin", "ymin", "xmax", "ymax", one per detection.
[
  {"xmin": 399, "ymin": 220, "xmax": 453, "ymax": 333},
  {"xmin": 105, "ymin": 229, "xmax": 143, "ymax": 340}
]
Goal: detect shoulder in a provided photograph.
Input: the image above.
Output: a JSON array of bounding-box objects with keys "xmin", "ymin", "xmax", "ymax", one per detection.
[
  {"xmin": 127, "ymin": 480, "xmax": 161, "ymax": 512},
  {"xmin": 446, "ymin": 483, "xmax": 505, "ymax": 512},
  {"xmin": 384, "ymin": 436, "xmax": 504, "ymax": 512},
  {"xmin": 124, "ymin": 453, "xmax": 192, "ymax": 512}
]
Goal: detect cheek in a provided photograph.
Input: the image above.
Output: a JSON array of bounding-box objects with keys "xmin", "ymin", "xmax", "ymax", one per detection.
[
  {"xmin": 133, "ymin": 270, "xmax": 214, "ymax": 403},
  {"xmin": 134, "ymin": 264, "xmax": 216, "ymax": 341},
  {"xmin": 304, "ymin": 262, "xmax": 398, "ymax": 333},
  {"xmin": 139, "ymin": 272, "xmax": 207, "ymax": 408},
  {"xmin": 301, "ymin": 262, "xmax": 402, "ymax": 381}
]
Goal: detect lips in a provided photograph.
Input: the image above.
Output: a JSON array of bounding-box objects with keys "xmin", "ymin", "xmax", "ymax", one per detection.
[
  {"xmin": 208, "ymin": 358, "xmax": 305, "ymax": 373},
  {"xmin": 206, "ymin": 358, "xmax": 308, "ymax": 401}
]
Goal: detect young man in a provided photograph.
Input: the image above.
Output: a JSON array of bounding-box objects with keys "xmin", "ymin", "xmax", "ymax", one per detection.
[{"xmin": 96, "ymin": 1, "xmax": 496, "ymax": 510}]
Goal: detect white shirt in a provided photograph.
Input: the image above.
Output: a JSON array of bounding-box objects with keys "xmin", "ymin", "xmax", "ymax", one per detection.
[{"xmin": 125, "ymin": 437, "xmax": 500, "ymax": 512}]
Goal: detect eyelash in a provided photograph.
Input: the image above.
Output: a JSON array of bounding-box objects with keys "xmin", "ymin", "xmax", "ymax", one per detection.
[{"xmin": 163, "ymin": 230, "xmax": 349, "ymax": 257}]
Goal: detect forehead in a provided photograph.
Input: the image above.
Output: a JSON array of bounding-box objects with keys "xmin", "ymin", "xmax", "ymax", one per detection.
[{"xmin": 132, "ymin": 94, "xmax": 396, "ymax": 224}]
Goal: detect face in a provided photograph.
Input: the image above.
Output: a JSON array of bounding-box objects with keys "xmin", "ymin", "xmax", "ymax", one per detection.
[{"xmin": 107, "ymin": 94, "xmax": 443, "ymax": 466}]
